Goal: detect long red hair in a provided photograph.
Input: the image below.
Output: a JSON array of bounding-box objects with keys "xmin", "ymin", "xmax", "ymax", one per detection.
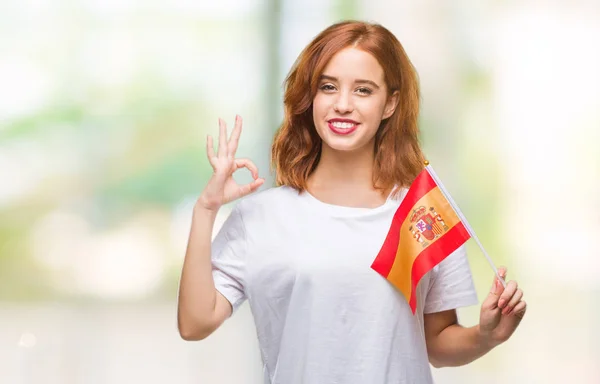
[{"xmin": 271, "ymin": 21, "xmax": 425, "ymax": 196}]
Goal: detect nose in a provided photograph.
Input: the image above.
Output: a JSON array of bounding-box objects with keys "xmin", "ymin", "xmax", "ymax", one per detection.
[{"xmin": 333, "ymin": 92, "xmax": 354, "ymax": 114}]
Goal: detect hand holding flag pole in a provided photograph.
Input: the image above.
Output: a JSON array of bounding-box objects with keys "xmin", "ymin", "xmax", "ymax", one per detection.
[{"xmin": 371, "ymin": 160, "xmax": 507, "ymax": 314}]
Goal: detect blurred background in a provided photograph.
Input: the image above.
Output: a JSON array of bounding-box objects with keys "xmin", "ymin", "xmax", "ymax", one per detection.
[{"xmin": 1, "ymin": 0, "xmax": 599, "ymax": 383}]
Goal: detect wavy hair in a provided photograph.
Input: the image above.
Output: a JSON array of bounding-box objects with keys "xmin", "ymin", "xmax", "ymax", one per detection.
[{"xmin": 271, "ymin": 20, "xmax": 425, "ymax": 196}]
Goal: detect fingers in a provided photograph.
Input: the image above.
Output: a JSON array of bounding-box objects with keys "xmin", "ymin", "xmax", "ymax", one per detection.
[
  {"xmin": 218, "ymin": 118, "xmax": 228, "ymax": 157},
  {"xmin": 250, "ymin": 178, "xmax": 265, "ymax": 190},
  {"xmin": 482, "ymin": 265, "xmax": 527, "ymax": 321},
  {"xmin": 498, "ymin": 280, "xmax": 518, "ymax": 310},
  {"xmin": 512, "ymin": 300, "xmax": 527, "ymax": 319},
  {"xmin": 482, "ymin": 267, "xmax": 507, "ymax": 311},
  {"xmin": 206, "ymin": 135, "xmax": 216, "ymax": 165},
  {"xmin": 234, "ymin": 178, "xmax": 265, "ymax": 200},
  {"xmin": 490, "ymin": 267, "xmax": 507, "ymax": 295},
  {"xmin": 245, "ymin": 178, "xmax": 265, "ymax": 194},
  {"xmin": 502, "ymin": 288, "xmax": 523, "ymax": 315},
  {"xmin": 228, "ymin": 115, "xmax": 242, "ymax": 156},
  {"xmin": 230, "ymin": 158, "xmax": 263, "ymax": 200},
  {"xmin": 234, "ymin": 158, "xmax": 259, "ymax": 179}
]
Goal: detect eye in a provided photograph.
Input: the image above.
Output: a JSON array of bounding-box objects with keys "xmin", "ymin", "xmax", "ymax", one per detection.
[
  {"xmin": 356, "ymin": 87, "xmax": 372, "ymax": 95},
  {"xmin": 319, "ymin": 84, "xmax": 336, "ymax": 92}
]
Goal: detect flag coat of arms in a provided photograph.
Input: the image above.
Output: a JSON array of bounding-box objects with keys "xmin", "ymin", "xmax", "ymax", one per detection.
[{"xmin": 371, "ymin": 166, "xmax": 471, "ymax": 314}]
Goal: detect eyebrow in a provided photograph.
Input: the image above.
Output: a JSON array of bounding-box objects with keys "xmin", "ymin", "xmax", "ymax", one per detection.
[{"xmin": 319, "ymin": 74, "xmax": 381, "ymax": 89}]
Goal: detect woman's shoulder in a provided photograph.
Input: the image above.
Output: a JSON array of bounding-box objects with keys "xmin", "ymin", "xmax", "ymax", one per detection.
[{"xmin": 235, "ymin": 184, "xmax": 301, "ymax": 213}]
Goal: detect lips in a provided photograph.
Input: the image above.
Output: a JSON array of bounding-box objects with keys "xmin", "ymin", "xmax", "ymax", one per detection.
[{"xmin": 327, "ymin": 119, "xmax": 359, "ymax": 135}]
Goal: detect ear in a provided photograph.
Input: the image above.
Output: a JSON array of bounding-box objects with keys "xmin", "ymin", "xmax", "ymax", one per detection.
[{"xmin": 382, "ymin": 90, "xmax": 400, "ymax": 120}]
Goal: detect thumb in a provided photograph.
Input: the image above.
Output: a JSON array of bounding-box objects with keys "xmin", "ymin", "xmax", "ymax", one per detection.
[
  {"xmin": 490, "ymin": 267, "xmax": 507, "ymax": 296},
  {"xmin": 482, "ymin": 267, "xmax": 507, "ymax": 310},
  {"xmin": 238, "ymin": 178, "xmax": 265, "ymax": 198}
]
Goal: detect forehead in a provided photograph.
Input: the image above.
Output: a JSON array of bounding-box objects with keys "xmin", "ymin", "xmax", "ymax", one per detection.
[{"xmin": 321, "ymin": 47, "xmax": 385, "ymax": 82}]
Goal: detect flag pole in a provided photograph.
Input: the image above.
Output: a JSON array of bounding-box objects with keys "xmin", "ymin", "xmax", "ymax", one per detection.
[{"xmin": 424, "ymin": 161, "xmax": 507, "ymax": 288}]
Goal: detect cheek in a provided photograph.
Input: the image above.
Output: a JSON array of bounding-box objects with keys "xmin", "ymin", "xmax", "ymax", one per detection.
[
  {"xmin": 359, "ymin": 100, "xmax": 387, "ymax": 121},
  {"xmin": 312, "ymin": 94, "xmax": 328, "ymax": 115}
]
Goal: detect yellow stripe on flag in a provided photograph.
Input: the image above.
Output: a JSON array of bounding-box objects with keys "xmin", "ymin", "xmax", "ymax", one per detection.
[{"xmin": 385, "ymin": 186, "xmax": 463, "ymax": 301}]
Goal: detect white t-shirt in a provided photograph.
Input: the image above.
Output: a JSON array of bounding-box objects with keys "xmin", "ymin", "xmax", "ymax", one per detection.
[{"xmin": 211, "ymin": 185, "xmax": 478, "ymax": 384}]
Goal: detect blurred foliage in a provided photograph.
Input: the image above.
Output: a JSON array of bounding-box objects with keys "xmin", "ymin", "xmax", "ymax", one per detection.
[{"xmin": 0, "ymin": 0, "xmax": 504, "ymax": 304}]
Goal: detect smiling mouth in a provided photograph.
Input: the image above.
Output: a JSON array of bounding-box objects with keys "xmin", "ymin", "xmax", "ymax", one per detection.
[{"xmin": 328, "ymin": 121, "xmax": 359, "ymax": 135}]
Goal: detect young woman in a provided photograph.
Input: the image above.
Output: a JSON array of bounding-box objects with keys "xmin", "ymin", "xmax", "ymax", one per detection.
[{"xmin": 177, "ymin": 20, "xmax": 527, "ymax": 384}]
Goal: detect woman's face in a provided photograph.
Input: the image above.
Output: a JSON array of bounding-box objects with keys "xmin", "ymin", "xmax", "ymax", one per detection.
[{"xmin": 312, "ymin": 47, "xmax": 398, "ymax": 154}]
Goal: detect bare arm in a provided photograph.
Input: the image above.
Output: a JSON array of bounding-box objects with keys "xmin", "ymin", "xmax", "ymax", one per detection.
[
  {"xmin": 177, "ymin": 205, "xmax": 233, "ymax": 340},
  {"xmin": 424, "ymin": 268, "xmax": 527, "ymax": 367},
  {"xmin": 424, "ymin": 310, "xmax": 493, "ymax": 368},
  {"xmin": 177, "ymin": 116, "xmax": 264, "ymax": 341}
]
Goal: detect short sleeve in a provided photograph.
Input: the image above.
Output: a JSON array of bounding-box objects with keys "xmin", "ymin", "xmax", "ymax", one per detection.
[
  {"xmin": 423, "ymin": 245, "xmax": 479, "ymax": 314},
  {"xmin": 211, "ymin": 204, "xmax": 247, "ymax": 315}
]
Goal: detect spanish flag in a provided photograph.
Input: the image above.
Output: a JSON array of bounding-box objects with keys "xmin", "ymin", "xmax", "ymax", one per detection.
[{"xmin": 371, "ymin": 165, "xmax": 471, "ymax": 314}]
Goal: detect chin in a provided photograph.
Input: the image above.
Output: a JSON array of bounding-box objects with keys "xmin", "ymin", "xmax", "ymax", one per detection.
[
  {"xmin": 321, "ymin": 136, "xmax": 366, "ymax": 152},
  {"xmin": 324, "ymin": 141, "xmax": 358, "ymax": 152}
]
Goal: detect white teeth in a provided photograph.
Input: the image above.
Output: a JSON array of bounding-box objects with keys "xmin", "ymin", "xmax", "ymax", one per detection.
[{"xmin": 331, "ymin": 122, "xmax": 356, "ymax": 129}]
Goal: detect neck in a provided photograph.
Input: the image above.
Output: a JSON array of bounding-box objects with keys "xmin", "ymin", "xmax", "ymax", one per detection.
[{"xmin": 309, "ymin": 141, "xmax": 375, "ymax": 190}]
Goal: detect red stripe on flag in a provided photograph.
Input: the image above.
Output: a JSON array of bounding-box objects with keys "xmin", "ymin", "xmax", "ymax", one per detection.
[
  {"xmin": 407, "ymin": 222, "xmax": 471, "ymax": 313},
  {"xmin": 371, "ymin": 169, "xmax": 437, "ymax": 277}
]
